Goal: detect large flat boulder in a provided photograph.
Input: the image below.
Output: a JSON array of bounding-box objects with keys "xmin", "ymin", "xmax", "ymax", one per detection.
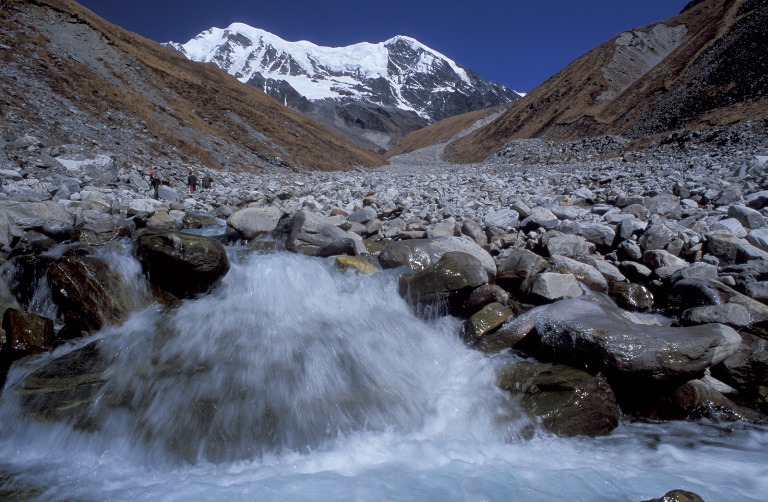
[
  {"xmin": 0, "ymin": 200, "xmax": 74, "ymax": 251},
  {"xmin": 287, "ymin": 209, "xmax": 366, "ymax": 256},
  {"xmin": 531, "ymin": 296, "xmax": 742, "ymax": 384},
  {"xmin": 227, "ymin": 206, "xmax": 283, "ymax": 239}
]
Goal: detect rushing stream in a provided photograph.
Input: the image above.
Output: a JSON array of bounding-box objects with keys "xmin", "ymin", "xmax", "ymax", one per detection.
[{"xmin": 0, "ymin": 246, "xmax": 766, "ymax": 501}]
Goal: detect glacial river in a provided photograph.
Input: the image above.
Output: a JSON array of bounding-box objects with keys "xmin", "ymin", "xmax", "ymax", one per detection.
[{"xmin": 0, "ymin": 249, "xmax": 766, "ymax": 501}]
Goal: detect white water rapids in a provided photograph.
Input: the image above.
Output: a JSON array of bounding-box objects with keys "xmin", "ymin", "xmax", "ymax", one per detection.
[{"xmin": 0, "ymin": 247, "xmax": 766, "ymax": 501}]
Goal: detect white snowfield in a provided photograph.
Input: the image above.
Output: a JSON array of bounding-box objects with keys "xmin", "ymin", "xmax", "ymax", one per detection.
[{"xmin": 169, "ymin": 23, "xmax": 475, "ymax": 115}]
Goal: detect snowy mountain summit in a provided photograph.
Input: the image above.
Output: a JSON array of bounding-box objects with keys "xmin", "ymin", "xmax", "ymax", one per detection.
[{"xmin": 167, "ymin": 23, "xmax": 520, "ymax": 150}]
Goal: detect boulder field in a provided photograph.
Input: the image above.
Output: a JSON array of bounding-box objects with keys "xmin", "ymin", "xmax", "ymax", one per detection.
[{"xmin": 2, "ymin": 121, "xmax": 768, "ymax": 436}]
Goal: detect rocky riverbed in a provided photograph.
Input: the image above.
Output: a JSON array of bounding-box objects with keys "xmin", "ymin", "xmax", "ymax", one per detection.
[{"xmin": 2, "ymin": 118, "xmax": 768, "ymax": 437}]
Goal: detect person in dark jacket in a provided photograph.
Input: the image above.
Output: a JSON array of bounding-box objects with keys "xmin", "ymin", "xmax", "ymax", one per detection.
[
  {"xmin": 187, "ymin": 171, "xmax": 197, "ymax": 194},
  {"xmin": 149, "ymin": 168, "xmax": 163, "ymax": 199}
]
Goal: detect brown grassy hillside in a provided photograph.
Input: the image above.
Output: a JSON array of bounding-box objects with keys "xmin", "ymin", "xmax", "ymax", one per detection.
[
  {"xmin": 0, "ymin": 0, "xmax": 384, "ymax": 171},
  {"xmin": 445, "ymin": 0, "xmax": 768, "ymax": 163}
]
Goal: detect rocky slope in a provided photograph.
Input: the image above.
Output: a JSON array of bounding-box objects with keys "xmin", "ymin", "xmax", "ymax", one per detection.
[
  {"xmin": 0, "ymin": 0, "xmax": 384, "ymax": 173},
  {"xmin": 168, "ymin": 25, "xmax": 520, "ymax": 151},
  {"xmin": 445, "ymin": 0, "xmax": 768, "ymax": 163}
]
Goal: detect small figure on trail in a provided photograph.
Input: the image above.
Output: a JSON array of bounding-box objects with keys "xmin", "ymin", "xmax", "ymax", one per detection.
[
  {"xmin": 187, "ymin": 171, "xmax": 197, "ymax": 195},
  {"xmin": 201, "ymin": 174, "xmax": 213, "ymax": 190},
  {"xmin": 149, "ymin": 167, "xmax": 163, "ymax": 199}
]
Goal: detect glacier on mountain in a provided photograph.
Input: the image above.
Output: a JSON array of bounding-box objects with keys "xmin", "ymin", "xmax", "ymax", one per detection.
[{"xmin": 167, "ymin": 23, "xmax": 519, "ymax": 149}]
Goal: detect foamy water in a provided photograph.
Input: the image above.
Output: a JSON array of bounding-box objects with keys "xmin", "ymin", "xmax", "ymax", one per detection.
[{"xmin": 0, "ymin": 249, "xmax": 766, "ymax": 501}]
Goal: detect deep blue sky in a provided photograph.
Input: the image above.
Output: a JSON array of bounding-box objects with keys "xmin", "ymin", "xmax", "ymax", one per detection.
[{"xmin": 78, "ymin": 0, "xmax": 690, "ymax": 92}]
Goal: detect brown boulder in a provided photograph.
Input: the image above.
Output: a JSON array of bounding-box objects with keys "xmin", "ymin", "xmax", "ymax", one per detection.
[
  {"xmin": 47, "ymin": 256, "xmax": 138, "ymax": 337},
  {"xmin": 2, "ymin": 308, "xmax": 54, "ymax": 355},
  {"xmin": 497, "ymin": 362, "xmax": 619, "ymax": 437},
  {"xmin": 135, "ymin": 231, "xmax": 230, "ymax": 299}
]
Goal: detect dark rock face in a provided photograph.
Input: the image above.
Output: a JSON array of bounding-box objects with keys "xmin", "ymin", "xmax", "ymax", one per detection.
[
  {"xmin": 135, "ymin": 231, "xmax": 230, "ymax": 299},
  {"xmin": 3, "ymin": 255, "xmax": 54, "ymax": 307},
  {"xmin": 2, "ymin": 308, "xmax": 54, "ymax": 356},
  {"xmin": 47, "ymin": 256, "xmax": 138, "ymax": 337},
  {"xmin": 497, "ymin": 362, "xmax": 620, "ymax": 437}
]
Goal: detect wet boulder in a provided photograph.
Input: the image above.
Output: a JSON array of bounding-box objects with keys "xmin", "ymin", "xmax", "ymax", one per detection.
[
  {"xmin": 530, "ymin": 296, "xmax": 742, "ymax": 384},
  {"xmin": 646, "ymin": 378, "xmax": 764, "ymax": 423},
  {"xmin": 398, "ymin": 251, "xmax": 488, "ymax": 316},
  {"xmin": 11, "ymin": 340, "xmax": 114, "ymax": 429},
  {"xmin": 465, "ymin": 285, "xmax": 511, "ymax": 312},
  {"xmin": 9, "ymin": 230, "xmax": 57, "ymax": 258},
  {"xmin": 2, "ymin": 308, "xmax": 54, "ymax": 356},
  {"xmin": 608, "ymin": 282, "xmax": 654, "ymax": 311},
  {"xmin": 2, "ymin": 254, "xmax": 55, "ymax": 307},
  {"xmin": 316, "ymin": 238, "xmax": 357, "ymax": 257},
  {"xmin": 135, "ymin": 231, "xmax": 230, "ymax": 299},
  {"xmin": 287, "ymin": 209, "xmax": 366, "ymax": 256},
  {"xmin": 497, "ymin": 362, "xmax": 619, "ymax": 437},
  {"xmin": 461, "ymin": 302, "xmax": 515, "ymax": 351},
  {"xmin": 379, "ymin": 236, "xmax": 496, "ymax": 278},
  {"xmin": 47, "ymin": 256, "xmax": 139, "ymax": 337},
  {"xmin": 333, "ymin": 255, "xmax": 378, "ymax": 275},
  {"xmin": 182, "ymin": 213, "xmax": 220, "ymax": 230},
  {"xmin": 711, "ymin": 331, "xmax": 768, "ymax": 413}
]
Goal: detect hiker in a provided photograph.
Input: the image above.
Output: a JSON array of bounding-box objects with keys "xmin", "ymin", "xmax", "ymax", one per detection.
[
  {"xmin": 149, "ymin": 167, "xmax": 163, "ymax": 199},
  {"xmin": 187, "ymin": 171, "xmax": 197, "ymax": 194},
  {"xmin": 201, "ymin": 174, "xmax": 213, "ymax": 190}
]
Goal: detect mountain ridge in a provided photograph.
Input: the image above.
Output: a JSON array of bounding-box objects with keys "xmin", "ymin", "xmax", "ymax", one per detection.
[
  {"xmin": 1, "ymin": 0, "xmax": 384, "ymax": 172},
  {"xmin": 168, "ymin": 24, "xmax": 520, "ymax": 151},
  {"xmin": 444, "ymin": 0, "xmax": 768, "ymax": 163}
]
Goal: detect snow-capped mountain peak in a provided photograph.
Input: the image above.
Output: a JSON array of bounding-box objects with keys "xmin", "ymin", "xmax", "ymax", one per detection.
[{"xmin": 167, "ymin": 23, "xmax": 519, "ymax": 149}]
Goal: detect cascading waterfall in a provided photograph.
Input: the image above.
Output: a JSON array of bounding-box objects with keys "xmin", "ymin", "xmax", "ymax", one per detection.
[{"xmin": 0, "ymin": 244, "xmax": 766, "ymax": 501}]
